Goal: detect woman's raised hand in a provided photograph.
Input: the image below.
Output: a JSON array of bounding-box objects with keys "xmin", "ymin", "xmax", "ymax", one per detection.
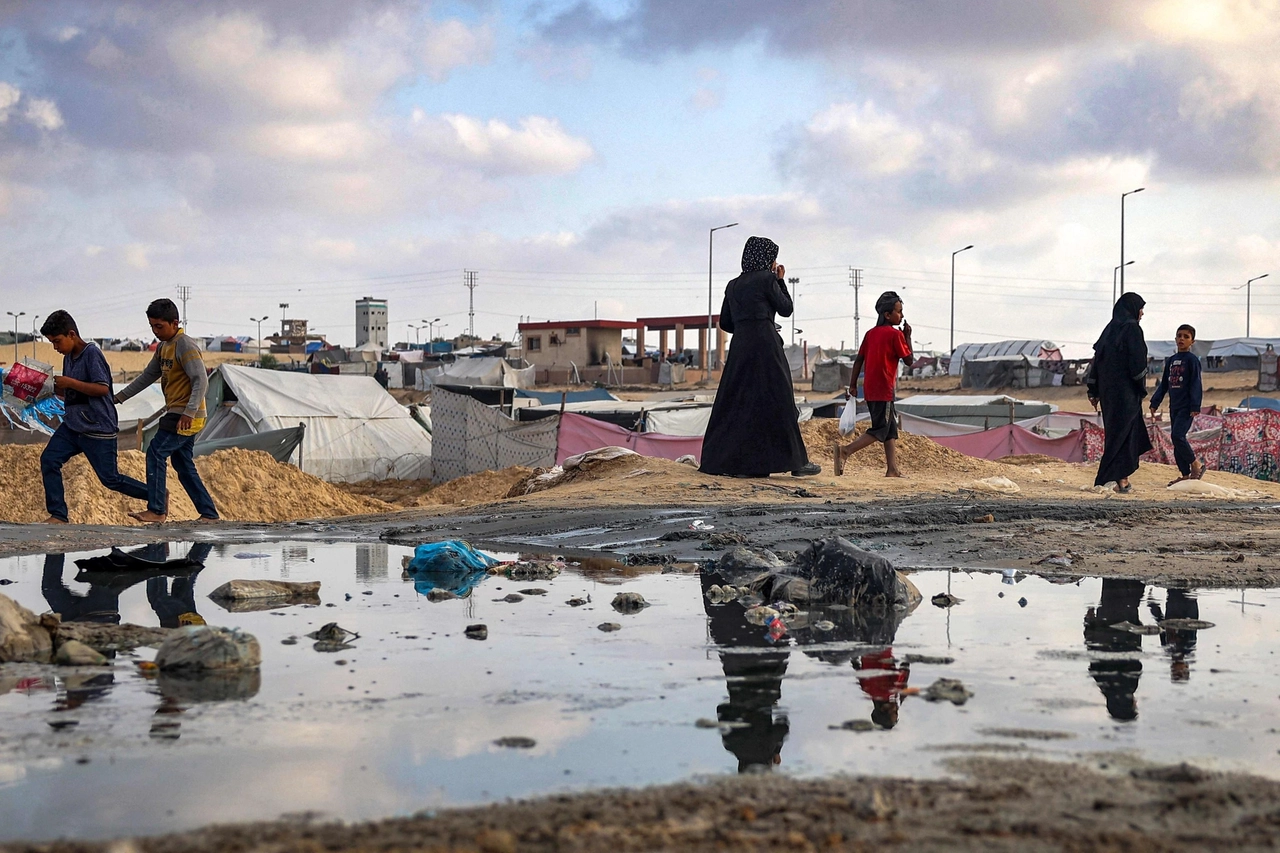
[{"xmin": 775, "ymin": 263, "xmax": 785, "ymax": 279}]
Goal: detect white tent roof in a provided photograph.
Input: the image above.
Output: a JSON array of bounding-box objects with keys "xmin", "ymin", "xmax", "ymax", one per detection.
[
  {"xmin": 949, "ymin": 340, "xmax": 1060, "ymax": 375},
  {"xmin": 1206, "ymin": 337, "xmax": 1280, "ymax": 358},
  {"xmin": 116, "ymin": 385, "xmax": 166, "ymax": 432},
  {"xmin": 202, "ymin": 364, "xmax": 431, "ymax": 482}
]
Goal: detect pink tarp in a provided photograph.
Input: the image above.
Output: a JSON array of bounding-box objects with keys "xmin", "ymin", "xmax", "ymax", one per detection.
[
  {"xmin": 556, "ymin": 412, "xmax": 704, "ymax": 465},
  {"xmin": 930, "ymin": 423, "xmax": 1086, "ymax": 462}
]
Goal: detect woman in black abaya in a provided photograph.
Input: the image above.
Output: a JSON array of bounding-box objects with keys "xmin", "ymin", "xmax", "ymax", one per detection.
[
  {"xmin": 1087, "ymin": 292, "xmax": 1152, "ymax": 492},
  {"xmin": 700, "ymin": 236, "xmax": 819, "ymax": 477}
]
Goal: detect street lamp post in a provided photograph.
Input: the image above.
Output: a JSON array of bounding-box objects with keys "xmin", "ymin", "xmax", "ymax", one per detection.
[
  {"xmin": 250, "ymin": 316, "xmax": 269, "ymax": 365},
  {"xmin": 426, "ymin": 318, "xmax": 441, "ymax": 349},
  {"xmin": 408, "ymin": 323, "xmax": 421, "ymax": 345},
  {"xmin": 1120, "ymin": 187, "xmax": 1144, "ymax": 295},
  {"xmin": 6, "ymin": 311, "xmax": 25, "ymax": 365},
  {"xmin": 707, "ymin": 222, "xmax": 739, "ymax": 382},
  {"xmin": 1112, "ymin": 261, "xmax": 1134, "ymax": 304},
  {"xmin": 949, "ymin": 245, "xmax": 974, "ymax": 354},
  {"xmin": 31, "ymin": 315, "xmax": 40, "ymax": 360},
  {"xmin": 1236, "ymin": 274, "xmax": 1269, "ymax": 337}
]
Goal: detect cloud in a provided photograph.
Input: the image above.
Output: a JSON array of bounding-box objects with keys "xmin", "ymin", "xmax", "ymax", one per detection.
[
  {"xmin": 23, "ymin": 97, "xmax": 64, "ymax": 130},
  {"xmin": 421, "ymin": 17, "xmax": 494, "ymax": 81},
  {"xmin": 0, "ymin": 83, "xmax": 19, "ymax": 121},
  {"xmin": 412, "ymin": 111, "xmax": 594, "ymax": 176}
]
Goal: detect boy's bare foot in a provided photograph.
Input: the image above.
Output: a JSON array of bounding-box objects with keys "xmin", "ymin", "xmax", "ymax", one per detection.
[
  {"xmin": 885, "ymin": 469, "xmax": 906, "ymax": 478},
  {"xmin": 196, "ymin": 516, "xmax": 221, "ymax": 523},
  {"xmin": 129, "ymin": 510, "xmax": 168, "ymax": 524},
  {"xmin": 1191, "ymin": 460, "xmax": 1205, "ymax": 479},
  {"xmin": 832, "ymin": 442, "xmax": 845, "ymax": 476},
  {"xmin": 42, "ymin": 516, "xmax": 68, "ymax": 525}
]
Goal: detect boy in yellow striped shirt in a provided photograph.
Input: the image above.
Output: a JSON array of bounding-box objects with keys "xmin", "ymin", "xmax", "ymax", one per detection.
[{"xmin": 114, "ymin": 299, "xmax": 219, "ymax": 523}]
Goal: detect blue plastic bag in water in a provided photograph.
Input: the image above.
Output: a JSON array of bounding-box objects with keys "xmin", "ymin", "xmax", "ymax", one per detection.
[{"xmin": 406, "ymin": 541, "xmax": 499, "ymax": 599}]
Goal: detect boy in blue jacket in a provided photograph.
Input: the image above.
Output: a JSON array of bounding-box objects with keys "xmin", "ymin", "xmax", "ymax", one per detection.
[{"xmin": 1149, "ymin": 323, "xmax": 1204, "ymax": 484}]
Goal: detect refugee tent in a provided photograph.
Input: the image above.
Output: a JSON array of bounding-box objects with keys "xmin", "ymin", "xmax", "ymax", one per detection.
[
  {"xmin": 949, "ymin": 340, "xmax": 1061, "ymax": 376},
  {"xmin": 1145, "ymin": 338, "xmax": 1212, "ymax": 373},
  {"xmin": 514, "ymin": 387, "xmax": 618, "ymax": 405},
  {"xmin": 1239, "ymin": 396, "xmax": 1280, "ymax": 412},
  {"xmin": 1202, "ymin": 337, "xmax": 1280, "ymax": 372},
  {"xmin": 811, "ymin": 358, "xmax": 854, "ymax": 394},
  {"xmin": 417, "ymin": 357, "xmax": 534, "ymax": 390},
  {"xmin": 199, "ymin": 364, "xmax": 432, "ymax": 482},
  {"xmin": 961, "ymin": 355, "xmax": 1062, "ymax": 390},
  {"xmin": 116, "ymin": 385, "xmax": 166, "ymax": 434},
  {"xmin": 783, "ymin": 344, "xmax": 826, "ymax": 380},
  {"xmin": 894, "ymin": 394, "xmax": 1054, "ymax": 427},
  {"xmin": 556, "ymin": 412, "xmax": 703, "ymax": 465},
  {"xmin": 429, "ymin": 387, "xmax": 559, "ymax": 482}
]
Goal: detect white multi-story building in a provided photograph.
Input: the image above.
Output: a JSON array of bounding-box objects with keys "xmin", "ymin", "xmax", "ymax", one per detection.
[{"xmin": 356, "ymin": 297, "xmax": 388, "ymax": 349}]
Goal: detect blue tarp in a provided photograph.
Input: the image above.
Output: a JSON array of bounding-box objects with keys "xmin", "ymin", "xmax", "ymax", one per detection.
[
  {"xmin": 514, "ymin": 387, "xmax": 619, "ymax": 405},
  {"xmin": 1240, "ymin": 396, "xmax": 1280, "ymax": 411},
  {"xmin": 405, "ymin": 541, "xmax": 498, "ymax": 598}
]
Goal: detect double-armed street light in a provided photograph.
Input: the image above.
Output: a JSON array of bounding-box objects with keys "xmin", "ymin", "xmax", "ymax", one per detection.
[
  {"xmin": 6, "ymin": 311, "xmax": 25, "ymax": 365},
  {"xmin": 949, "ymin": 245, "xmax": 974, "ymax": 354},
  {"xmin": 707, "ymin": 222, "xmax": 738, "ymax": 381},
  {"xmin": 1235, "ymin": 274, "xmax": 1269, "ymax": 337},
  {"xmin": 250, "ymin": 316, "xmax": 269, "ymax": 365}
]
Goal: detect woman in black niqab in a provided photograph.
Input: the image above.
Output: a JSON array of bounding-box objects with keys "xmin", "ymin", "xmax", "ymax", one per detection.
[
  {"xmin": 1087, "ymin": 292, "xmax": 1152, "ymax": 491},
  {"xmin": 699, "ymin": 236, "xmax": 817, "ymax": 477}
]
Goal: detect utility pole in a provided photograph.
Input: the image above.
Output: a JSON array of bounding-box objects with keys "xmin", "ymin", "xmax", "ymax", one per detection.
[
  {"xmin": 176, "ymin": 285, "xmax": 192, "ymax": 328},
  {"xmin": 848, "ymin": 267, "xmax": 863, "ymax": 350},
  {"xmin": 463, "ymin": 269, "xmax": 478, "ymax": 339},
  {"xmin": 787, "ymin": 277, "xmax": 800, "ymax": 345}
]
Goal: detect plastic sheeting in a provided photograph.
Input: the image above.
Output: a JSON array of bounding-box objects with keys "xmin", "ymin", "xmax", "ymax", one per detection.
[
  {"xmin": 116, "ymin": 385, "xmax": 167, "ymax": 433},
  {"xmin": 419, "ymin": 358, "xmax": 534, "ymax": 390},
  {"xmin": 556, "ymin": 412, "xmax": 703, "ymax": 465},
  {"xmin": 1083, "ymin": 410, "xmax": 1280, "ymax": 481},
  {"xmin": 201, "ymin": 365, "xmax": 432, "ymax": 482},
  {"xmin": 193, "ymin": 424, "xmax": 306, "ymax": 464},
  {"xmin": 645, "ymin": 405, "xmax": 712, "ymax": 437},
  {"xmin": 949, "ymin": 340, "xmax": 1061, "ymax": 376},
  {"xmin": 930, "ymin": 425, "xmax": 1086, "ymax": 463},
  {"xmin": 430, "ymin": 388, "xmax": 559, "ymax": 482},
  {"xmin": 515, "ymin": 387, "xmax": 618, "ymax": 405}
]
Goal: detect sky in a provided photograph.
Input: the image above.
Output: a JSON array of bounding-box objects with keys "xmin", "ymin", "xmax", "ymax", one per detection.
[{"xmin": 1, "ymin": 0, "xmax": 1279, "ymax": 355}]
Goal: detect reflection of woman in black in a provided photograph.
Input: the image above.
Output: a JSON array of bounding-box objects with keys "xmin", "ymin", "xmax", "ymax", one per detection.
[
  {"xmin": 1087, "ymin": 293, "xmax": 1152, "ymax": 492},
  {"xmin": 700, "ymin": 236, "xmax": 819, "ymax": 478},
  {"xmin": 1150, "ymin": 588, "xmax": 1198, "ymax": 682},
  {"xmin": 701, "ymin": 572, "xmax": 790, "ymax": 772},
  {"xmin": 1083, "ymin": 579, "xmax": 1145, "ymax": 720}
]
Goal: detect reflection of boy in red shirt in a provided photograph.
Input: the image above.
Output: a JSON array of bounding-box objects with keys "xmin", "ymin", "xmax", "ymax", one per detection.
[
  {"xmin": 856, "ymin": 648, "xmax": 910, "ymax": 728},
  {"xmin": 835, "ymin": 291, "xmax": 913, "ymax": 478}
]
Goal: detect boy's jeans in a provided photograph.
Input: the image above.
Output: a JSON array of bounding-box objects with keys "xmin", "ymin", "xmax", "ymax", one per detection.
[
  {"xmin": 41, "ymin": 425, "xmax": 149, "ymax": 522},
  {"xmin": 1170, "ymin": 409, "xmax": 1196, "ymax": 477},
  {"xmin": 147, "ymin": 429, "xmax": 219, "ymax": 519}
]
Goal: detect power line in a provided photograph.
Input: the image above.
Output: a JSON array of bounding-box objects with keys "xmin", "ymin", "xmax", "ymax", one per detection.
[{"xmin": 464, "ymin": 269, "xmax": 478, "ymax": 339}]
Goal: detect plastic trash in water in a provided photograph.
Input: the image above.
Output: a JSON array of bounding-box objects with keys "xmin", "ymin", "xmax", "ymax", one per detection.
[
  {"xmin": 689, "ymin": 519, "xmax": 715, "ymax": 531},
  {"xmin": 1002, "ymin": 568, "xmax": 1017, "ymax": 585},
  {"xmin": 406, "ymin": 541, "xmax": 499, "ymax": 599},
  {"xmin": 764, "ymin": 614, "xmax": 787, "ymax": 642}
]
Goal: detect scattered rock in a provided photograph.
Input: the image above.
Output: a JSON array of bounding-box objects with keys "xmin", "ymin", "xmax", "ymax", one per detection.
[
  {"xmin": 565, "ymin": 597, "xmax": 587, "ymax": 607},
  {"xmin": 1017, "ymin": 597, "xmax": 1028, "ymax": 607},
  {"xmin": 208, "ymin": 579, "xmax": 321, "ymax": 601},
  {"xmin": 1035, "ymin": 554, "xmax": 1074, "ymax": 568},
  {"xmin": 54, "ymin": 639, "xmax": 109, "ymax": 667},
  {"xmin": 963, "ymin": 476, "xmax": 1021, "ymax": 494},
  {"xmin": 281, "ymin": 636, "xmax": 299, "ymax": 645},
  {"xmin": 493, "ymin": 736, "xmax": 536, "ymax": 749},
  {"xmin": 813, "ymin": 620, "xmax": 836, "ymax": 632},
  {"xmin": 744, "ymin": 605, "xmax": 780, "ymax": 626},
  {"xmin": 903, "ymin": 654, "xmax": 955, "ymax": 665},
  {"xmin": 1158, "ymin": 618, "xmax": 1216, "ymax": 631},
  {"xmin": 597, "ymin": 622, "xmax": 622, "ymax": 632},
  {"xmin": 505, "ymin": 562, "xmax": 562, "ymax": 580},
  {"xmin": 611, "ymin": 592, "xmax": 649, "ymax": 613},
  {"xmin": 307, "ymin": 623, "xmax": 358, "ymax": 651},
  {"xmin": 922, "ymin": 677, "xmax": 973, "ymax": 706},
  {"xmin": 155, "ymin": 626, "xmax": 262, "ymax": 672},
  {"xmin": 518, "ymin": 588, "xmax": 548, "ymax": 596},
  {"xmin": 830, "ymin": 719, "xmax": 875, "ymax": 732},
  {"xmin": 931, "ymin": 593, "xmax": 963, "ymax": 608},
  {"xmin": 427, "ymin": 589, "xmax": 458, "ymax": 602},
  {"xmin": 56, "ymin": 621, "xmax": 172, "ymax": 653},
  {"xmin": 1224, "ymin": 553, "xmax": 1245, "ymax": 563},
  {"xmin": 1131, "ymin": 763, "xmax": 1212, "ymax": 784},
  {"xmin": 499, "ymin": 593, "xmax": 525, "ymax": 603},
  {"xmin": 0, "ymin": 578, "xmax": 13, "ymax": 585},
  {"xmin": 0, "ymin": 593, "xmax": 53, "ymax": 663},
  {"xmin": 1111, "ymin": 621, "xmax": 1161, "ymax": 635},
  {"xmin": 465, "ymin": 624, "xmax": 488, "ymax": 641},
  {"xmin": 474, "ymin": 829, "xmax": 517, "ymax": 853}
]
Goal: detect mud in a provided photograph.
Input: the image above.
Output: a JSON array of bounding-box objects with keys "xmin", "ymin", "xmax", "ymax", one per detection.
[{"xmin": 6, "ymin": 756, "xmax": 1279, "ymax": 852}]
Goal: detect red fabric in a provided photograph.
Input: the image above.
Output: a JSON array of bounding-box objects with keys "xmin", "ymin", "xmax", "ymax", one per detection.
[
  {"xmin": 1081, "ymin": 411, "xmax": 1279, "ymax": 481},
  {"xmin": 556, "ymin": 412, "xmax": 704, "ymax": 466},
  {"xmin": 3, "ymin": 361, "xmax": 49, "ymax": 402},
  {"xmin": 859, "ymin": 326, "xmax": 911, "ymax": 401},
  {"xmin": 930, "ymin": 424, "xmax": 1086, "ymax": 462}
]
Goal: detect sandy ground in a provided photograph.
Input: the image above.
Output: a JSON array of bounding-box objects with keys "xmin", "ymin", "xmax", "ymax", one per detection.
[
  {"xmin": 5, "ymin": 756, "xmax": 1278, "ymax": 852},
  {"xmin": 6, "ymin": 341, "xmax": 260, "ymax": 380}
]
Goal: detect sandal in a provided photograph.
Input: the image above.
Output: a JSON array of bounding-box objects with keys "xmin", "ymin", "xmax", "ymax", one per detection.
[
  {"xmin": 1114, "ymin": 482, "xmax": 1133, "ymax": 494},
  {"xmin": 1167, "ymin": 476, "xmax": 1189, "ymax": 487}
]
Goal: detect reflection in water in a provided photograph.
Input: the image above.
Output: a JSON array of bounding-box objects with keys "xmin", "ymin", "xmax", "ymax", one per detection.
[
  {"xmin": 38, "ymin": 543, "xmax": 249, "ymax": 734},
  {"xmin": 1084, "ymin": 579, "xmax": 1145, "ymax": 721},
  {"xmin": 1151, "ymin": 589, "xmax": 1199, "ymax": 682},
  {"xmin": 701, "ymin": 572, "xmax": 789, "ymax": 773}
]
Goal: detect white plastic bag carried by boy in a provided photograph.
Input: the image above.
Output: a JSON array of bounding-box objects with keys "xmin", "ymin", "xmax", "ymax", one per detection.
[{"xmin": 838, "ymin": 397, "xmax": 861, "ymax": 436}]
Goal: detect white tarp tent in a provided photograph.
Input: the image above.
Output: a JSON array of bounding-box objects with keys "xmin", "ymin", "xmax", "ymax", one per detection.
[
  {"xmin": 116, "ymin": 385, "xmax": 167, "ymax": 433},
  {"xmin": 201, "ymin": 364, "xmax": 431, "ymax": 482},
  {"xmin": 949, "ymin": 340, "xmax": 1062, "ymax": 376},
  {"xmin": 417, "ymin": 357, "xmax": 534, "ymax": 390}
]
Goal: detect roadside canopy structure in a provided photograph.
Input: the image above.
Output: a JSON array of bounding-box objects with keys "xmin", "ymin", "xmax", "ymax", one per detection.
[
  {"xmin": 417, "ymin": 357, "xmax": 535, "ymax": 390},
  {"xmin": 200, "ymin": 364, "xmax": 432, "ymax": 482}
]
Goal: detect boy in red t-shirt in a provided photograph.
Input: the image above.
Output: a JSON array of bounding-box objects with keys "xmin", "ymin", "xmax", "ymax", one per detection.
[{"xmin": 834, "ymin": 291, "xmax": 913, "ymax": 477}]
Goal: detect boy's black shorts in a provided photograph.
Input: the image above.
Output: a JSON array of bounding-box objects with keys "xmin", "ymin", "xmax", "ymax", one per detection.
[{"xmin": 865, "ymin": 400, "xmax": 899, "ymax": 442}]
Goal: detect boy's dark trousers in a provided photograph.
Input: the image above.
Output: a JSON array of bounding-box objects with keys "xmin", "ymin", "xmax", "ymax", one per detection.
[
  {"xmin": 1169, "ymin": 409, "xmax": 1196, "ymax": 477},
  {"xmin": 41, "ymin": 425, "xmax": 149, "ymax": 522},
  {"xmin": 146, "ymin": 428, "xmax": 219, "ymax": 519}
]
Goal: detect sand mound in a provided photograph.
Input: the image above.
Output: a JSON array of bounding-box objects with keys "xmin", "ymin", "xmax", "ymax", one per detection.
[
  {"xmin": 416, "ymin": 467, "xmax": 535, "ymax": 506},
  {"xmin": 0, "ymin": 445, "xmax": 389, "ymax": 525},
  {"xmin": 799, "ymin": 419, "xmax": 1013, "ymax": 477},
  {"xmin": 998, "ymin": 454, "xmax": 1061, "ymax": 466}
]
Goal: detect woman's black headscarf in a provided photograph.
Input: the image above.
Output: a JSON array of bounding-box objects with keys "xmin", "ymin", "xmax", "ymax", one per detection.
[
  {"xmin": 741, "ymin": 236, "xmax": 779, "ymax": 272},
  {"xmin": 1094, "ymin": 292, "xmax": 1146, "ymax": 352}
]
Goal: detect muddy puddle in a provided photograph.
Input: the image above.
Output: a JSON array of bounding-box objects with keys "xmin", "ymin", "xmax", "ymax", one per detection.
[{"xmin": 1, "ymin": 540, "xmax": 1278, "ymax": 841}]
